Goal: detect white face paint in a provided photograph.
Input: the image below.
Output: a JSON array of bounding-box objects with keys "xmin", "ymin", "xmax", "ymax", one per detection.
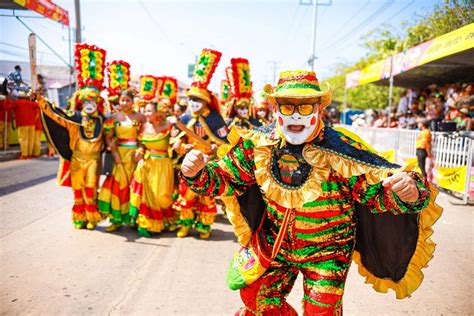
[
  {"xmin": 83, "ymin": 101, "xmax": 98, "ymax": 115},
  {"xmin": 236, "ymin": 108, "xmax": 249, "ymax": 119},
  {"xmin": 277, "ymin": 110, "xmax": 319, "ymax": 145},
  {"xmin": 189, "ymin": 99, "xmax": 204, "ymax": 113},
  {"xmin": 257, "ymin": 110, "xmax": 267, "ymax": 118}
]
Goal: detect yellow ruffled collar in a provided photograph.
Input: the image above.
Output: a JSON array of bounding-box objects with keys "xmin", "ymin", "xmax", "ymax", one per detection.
[{"xmin": 230, "ymin": 126, "xmax": 401, "ymax": 209}]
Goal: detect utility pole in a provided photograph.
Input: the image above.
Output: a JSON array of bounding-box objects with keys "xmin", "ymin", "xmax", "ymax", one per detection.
[
  {"xmin": 299, "ymin": 0, "xmax": 332, "ymax": 71},
  {"xmin": 309, "ymin": 0, "xmax": 317, "ymax": 71},
  {"xmin": 267, "ymin": 61, "xmax": 280, "ymax": 85},
  {"xmin": 74, "ymin": 0, "xmax": 82, "ymax": 43}
]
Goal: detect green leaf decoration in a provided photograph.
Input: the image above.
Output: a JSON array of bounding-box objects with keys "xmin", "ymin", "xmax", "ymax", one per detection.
[
  {"xmin": 163, "ymin": 83, "xmax": 172, "ymax": 96},
  {"xmin": 144, "ymin": 80, "xmax": 153, "ymax": 92},
  {"xmin": 195, "ymin": 56, "xmax": 210, "ymax": 77},
  {"xmin": 243, "ymin": 69, "xmax": 250, "ymax": 86}
]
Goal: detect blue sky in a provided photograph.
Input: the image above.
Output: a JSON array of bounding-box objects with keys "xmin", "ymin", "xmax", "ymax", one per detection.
[{"xmin": 1, "ymin": 0, "xmax": 440, "ymax": 90}]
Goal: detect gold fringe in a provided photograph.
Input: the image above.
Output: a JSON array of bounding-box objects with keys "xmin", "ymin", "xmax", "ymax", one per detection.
[{"xmin": 219, "ymin": 196, "xmax": 253, "ymax": 246}]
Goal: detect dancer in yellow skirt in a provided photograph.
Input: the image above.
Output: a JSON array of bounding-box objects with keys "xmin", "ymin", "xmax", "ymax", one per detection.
[
  {"xmin": 98, "ymin": 89, "xmax": 145, "ymax": 232},
  {"xmin": 129, "ymin": 102, "xmax": 175, "ymax": 237}
]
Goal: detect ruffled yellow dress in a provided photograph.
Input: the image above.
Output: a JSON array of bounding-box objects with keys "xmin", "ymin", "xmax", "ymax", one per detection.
[
  {"xmin": 98, "ymin": 121, "xmax": 140, "ymax": 224},
  {"xmin": 129, "ymin": 130, "xmax": 175, "ymax": 234}
]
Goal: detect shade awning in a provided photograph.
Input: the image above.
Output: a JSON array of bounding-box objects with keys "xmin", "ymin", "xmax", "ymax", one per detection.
[
  {"xmin": 0, "ymin": 0, "xmax": 69, "ymax": 26},
  {"xmin": 345, "ymin": 23, "xmax": 474, "ymax": 89}
]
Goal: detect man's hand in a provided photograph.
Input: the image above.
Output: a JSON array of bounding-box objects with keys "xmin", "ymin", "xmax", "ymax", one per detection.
[
  {"xmin": 183, "ymin": 143, "xmax": 194, "ymax": 152},
  {"xmin": 112, "ymin": 152, "xmax": 122, "ymax": 165},
  {"xmin": 382, "ymin": 172, "xmax": 419, "ymax": 203},
  {"xmin": 134, "ymin": 151, "xmax": 144, "ymax": 163},
  {"xmin": 181, "ymin": 149, "xmax": 209, "ymax": 178},
  {"xmin": 210, "ymin": 144, "xmax": 218, "ymax": 154}
]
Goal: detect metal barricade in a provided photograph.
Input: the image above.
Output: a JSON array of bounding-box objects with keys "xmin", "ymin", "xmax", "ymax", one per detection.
[{"xmin": 340, "ymin": 125, "xmax": 473, "ymax": 204}]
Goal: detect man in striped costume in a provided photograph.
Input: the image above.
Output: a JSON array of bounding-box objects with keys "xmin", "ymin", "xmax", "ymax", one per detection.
[{"xmin": 180, "ymin": 70, "xmax": 441, "ymax": 315}]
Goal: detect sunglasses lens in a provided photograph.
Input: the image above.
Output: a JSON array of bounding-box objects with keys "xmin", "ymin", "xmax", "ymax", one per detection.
[
  {"xmin": 298, "ymin": 104, "xmax": 314, "ymax": 116},
  {"xmin": 279, "ymin": 104, "xmax": 294, "ymax": 116}
]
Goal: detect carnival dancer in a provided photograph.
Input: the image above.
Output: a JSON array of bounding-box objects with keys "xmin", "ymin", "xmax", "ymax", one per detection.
[
  {"xmin": 253, "ymin": 90, "xmax": 273, "ymax": 125},
  {"xmin": 9, "ymin": 91, "xmax": 39, "ymax": 159},
  {"xmin": 225, "ymin": 58, "xmax": 261, "ymax": 130},
  {"xmin": 180, "ymin": 70, "xmax": 442, "ymax": 315},
  {"xmin": 129, "ymin": 102, "xmax": 175, "ymax": 237},
  {"xmin": 105, "ymin": 60, "xmax": 131, "ymax": 116},
  {"xmin": 172, "ymin": 48, "xmax": 229, "ymax": 239},
  {"xmin": 98, "ymin": 88, "xmax": 145, "ymax": 232},
  {"xmin": 36, "ymin": 43, "xmax": 108, "ymax": 230},
  {"xmin": 173, "ymin": 98, "xmax": 188, "ymax": 123}
]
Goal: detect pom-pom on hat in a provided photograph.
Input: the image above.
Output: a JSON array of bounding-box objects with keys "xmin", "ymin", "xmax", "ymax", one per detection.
[
  {"xmin": 106, "ymin": 60, "xmax": 130, "ymax": 97},
  {"xmin": 220, "ymin": 79, "xmax": 230, "ymax": 103},
  {"xmin": 230, "ymin": 58, "xmax": 252, "ymax": 103},
  {"xmin": 75, "ymin": 43, "xmax": 106, "ymax": 90},
  {"xmin": 160, "ymin": 76, "xmax": 178, "ymax": 105},
  {"xmin": 70, "ymin": 43, "xmax": 106, "ymax": 112},
  {"xmin": 139, "ymin": 75, "xmax": 159, "ymax": 101}
]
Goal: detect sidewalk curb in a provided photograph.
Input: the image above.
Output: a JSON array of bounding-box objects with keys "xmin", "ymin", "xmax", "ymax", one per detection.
[{"xmin": 0, "ymin": 144, "xmax": 49, "ymax": 162}]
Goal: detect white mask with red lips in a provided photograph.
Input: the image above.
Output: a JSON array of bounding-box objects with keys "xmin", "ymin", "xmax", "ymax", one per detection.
[
  {"xmin": 276, "ymin": 110, "xmax": 319, "ymax": 145},
  {"xmin": 236, "ymin": 108, "xmax": 249, "ymax": 119},
  {"xmin": 83, "ymin": 100, "xmax": 98, "ymax": 115},
  {"xmin": 257, "ymin": 109, "xmax": 267, "ymax": 119},
  {"xmin": 189, "ymin": 99, "xmax": 204, "ymax": 113}
]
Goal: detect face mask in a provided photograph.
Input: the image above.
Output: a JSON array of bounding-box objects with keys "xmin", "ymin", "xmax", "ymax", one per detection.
[
  {"xmin": 83, "ymin": 101, "xmax": 98, "ymax": 115},
  {"xmin": 257, "ymin": 110, "xmax": 267, "ymax": 118},
  {"xmin": 189, "ymin": 99, "xmax": 204, "ymax": 113},
  {"xmin": 236, "ymin": 108, "xmax": 249, "ymax": 119},
  {"xmin": 277, "ymin": 110, "xmax": 319, "ymax": 145}
]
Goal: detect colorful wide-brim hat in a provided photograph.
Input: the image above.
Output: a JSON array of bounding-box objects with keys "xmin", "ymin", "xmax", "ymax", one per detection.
[
  {"xmin": 264, "ymin": 70, "xmax": 332, "ymax": 107},
  {"xmin": 187, "ymin": 86, "xmax": 211, "ymax": 104}
]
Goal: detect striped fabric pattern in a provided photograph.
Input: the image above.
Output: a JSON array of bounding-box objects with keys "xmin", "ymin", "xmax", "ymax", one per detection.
[{"xmin": 184, "ymin": 136, "xmax": 429, "ymax": 315}]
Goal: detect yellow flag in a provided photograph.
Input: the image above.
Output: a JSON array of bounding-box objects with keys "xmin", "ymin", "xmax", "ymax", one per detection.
[
  {"xmin": 435, "ymin": 166, "xmax": 466, "ymax": 193},
  {"xmin": 404, "ymin": 157, "xmax": 421, "ymax": 174},
  {"xmin": 380, "ymin": 150, "xmax": 396, "ymax": 163}
]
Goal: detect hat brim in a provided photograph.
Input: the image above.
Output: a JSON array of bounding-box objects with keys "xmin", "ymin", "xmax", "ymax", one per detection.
[
  {"xmin": 186, "ymin": 87, "xmax": 211, "ymax": 104},
  {"xmin": 267, "ymin": 82, "xmax": 332, "ymax": 108}
]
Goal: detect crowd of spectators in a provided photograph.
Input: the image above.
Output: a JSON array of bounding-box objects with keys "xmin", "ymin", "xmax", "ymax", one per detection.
[{"xmin": 351, "ymin": 83, "xmax": 473, "ymax": 132}]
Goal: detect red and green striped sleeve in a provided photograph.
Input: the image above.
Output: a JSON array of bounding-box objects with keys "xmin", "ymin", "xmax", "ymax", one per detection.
[
  {"xmin": 350, "ymin": 172, "xmax": 430, "ymax": 215},
  {"xmin": 181, "ymin": 138, "xmax": 256, "ymax": 197}
]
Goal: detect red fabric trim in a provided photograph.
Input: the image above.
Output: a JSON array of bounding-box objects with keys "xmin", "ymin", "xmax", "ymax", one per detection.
[
  {"xmin": 294, "ymin": 209, "xmax": 346, "ymax": 219},
  {"xmin": 108, "ymin": 178, "xmax": 130, "ymax": 203},
  {"xmin": 130, "ymin": 179, "xmax": 143, "ymax": 195},
  {"xmin": 306, "ymin": 292, "xmax": 341, "ymax": 306},
  {"xmin": 85, "ymin": 204, "xmax": 99, "ymax": 213},
  {"xmin": 72, "ymin": 204, "xmax": 85, "ymax": 213},
  {"xmin": 139, "ymin": 204, "xmax": 164, "ymax": 220},
  {"xmin": 197, "ymin": 204, "xmax": 217, "ymax": 214},
  {"xmin": 84, "ymin": 187, "xmax": 95, "ymax": 198},
  {"xmin": 178, "ymin": 180, "xmax": 188, "ymax": 195},
  {"xmin": 294, "ymin": 219, "xmax": 349, "ymax": 234},
  {"xmin": 162, "ymin": 206, "xmax": 174, "ymax": 219},
  {"xmin": 278, "ymin": 74, "xmax": 317, "ymax": 85}
]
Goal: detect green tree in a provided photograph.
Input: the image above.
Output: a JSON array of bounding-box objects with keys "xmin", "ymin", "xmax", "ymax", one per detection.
[{"xmin": 325, "ymin": 0, "xmax": 473, "ymax": 111}]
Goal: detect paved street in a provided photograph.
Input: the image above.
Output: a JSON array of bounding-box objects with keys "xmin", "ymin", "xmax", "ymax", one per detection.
[{"xmin": 0, "ymin": 158, "xmax": 472, "ymax": 315}]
